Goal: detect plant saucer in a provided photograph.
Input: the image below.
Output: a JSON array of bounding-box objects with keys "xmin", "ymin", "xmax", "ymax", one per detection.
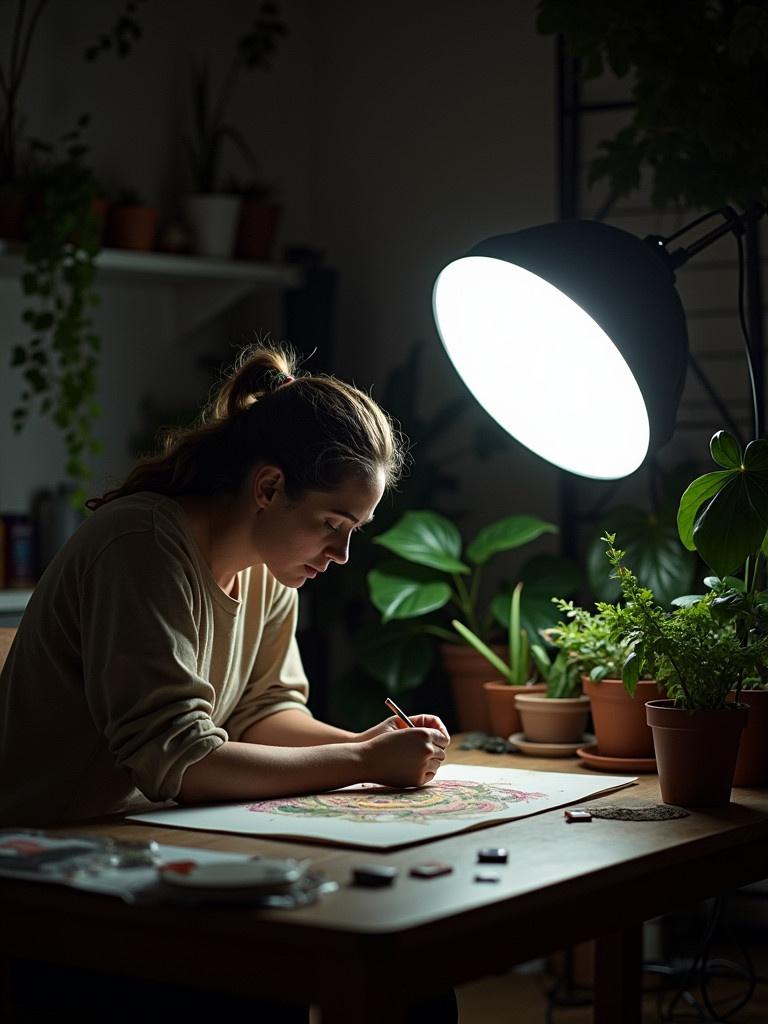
[
  {"xmin": 509, "ymin": 732, "xmax": 595, "ymax": 758},
  {"xmin": 576, "ymin": 743, "xmax": 657, "ymax": 773}
]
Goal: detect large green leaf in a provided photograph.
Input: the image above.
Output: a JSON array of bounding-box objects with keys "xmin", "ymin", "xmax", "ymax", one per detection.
[
  {"xmin": 373, "ymin": 511, "xmax": 469, "ymax": 573},
  {"xmin": 367, "ymin": 559, "xmax": 452, "ymax": 622},
  {"xmin": 693, "ymin": 475, "xmax": 768, "ymax": 577},
  {"xmin": 588, "ymin": 506, "xmax": 696, "ymax": 606},
  {"xmin": 491, "ymin": 554, "xmax": 583, "ymax": 639},
  {"xmin": 710, "ymin": 430, "xmax": 742, "ymax": 469},
  {"xmin": 466, "ymin": 515, "xmax": 557, "ymax": 566},
  {"xmin": 677, "ymin": 471, "xmax": 732, "ymax": 550},
  {"xmin": 353, "ymin": 622, "xmax": 434, "ymax": 693}
]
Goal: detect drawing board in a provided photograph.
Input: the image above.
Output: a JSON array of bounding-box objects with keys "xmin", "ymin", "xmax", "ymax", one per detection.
[{"xmin": 129, "ymin": 764, "xmax": 637, "ymax": 849}]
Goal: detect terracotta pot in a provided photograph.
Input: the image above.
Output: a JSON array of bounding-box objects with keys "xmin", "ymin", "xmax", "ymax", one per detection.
[
  {"xmin": 235, "ymin": 200, "xmax": 282, "ymax": 260},
  {"xmin": 484, "ymin": 681, "xmax": 547, "ymax": 738},
  {"xmin": 582, "ymin": 677, "xmax": 662, "ymax": 758},
  {"xmin": 439, "ymin": 643, "xmax": 507, "ymax": 733},
  {"xmin": 646, "ymin": 699, "xmax": 748, "ymax": 806},
  {"xmin": 108, "ymin": 204, "xmax": 158, "ymax": 251},
  {"xmin": 732, "ymin": 690, "xmax": 768, "ymax": 788},
  {"xmin": 515, "ymin": 693, "xmax": 591, "ymax": 744}
]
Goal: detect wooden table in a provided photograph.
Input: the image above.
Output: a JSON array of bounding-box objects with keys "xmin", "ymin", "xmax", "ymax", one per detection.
[{"xmin": 3, "ymin": 744, "xmax": 768, "ymax": 1023}]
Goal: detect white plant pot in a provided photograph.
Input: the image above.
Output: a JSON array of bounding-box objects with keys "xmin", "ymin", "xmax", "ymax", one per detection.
[{"xmin": 184, "ymin": 194, "xmax": 242, "ymax": 258}]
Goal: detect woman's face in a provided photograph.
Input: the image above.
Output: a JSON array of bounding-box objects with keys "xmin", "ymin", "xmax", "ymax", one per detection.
[{"xmin": 253, "ymin": 468, "xmax": 385, "ymax": 588}]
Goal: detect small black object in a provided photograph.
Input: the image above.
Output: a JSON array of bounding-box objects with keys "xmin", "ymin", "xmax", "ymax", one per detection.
[
  {"xmin": 474, "ymin": 871, "xmax": 500, "ymax": 883},
  {"xmin": 351, "ymin": 864, "xmax": 399, "ymax": 888},
  {"xmin": 409, "ymin": 861, "xmax": 453, "ymax": 879},
  {"xmin": 477, "ymin": 847, "xmax": 508, "ymax": 864},
  {"xmin": 482, "ymin": 736, "xmax": 515, "ymax": 754}
]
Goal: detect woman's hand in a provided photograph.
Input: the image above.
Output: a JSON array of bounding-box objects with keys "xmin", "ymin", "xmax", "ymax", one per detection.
[
  {"xmin": 358, "ymin": 726, "xmax": 449, "ymax": 788},
  {"xmin": 357, "ymin": 713, "xmax": 451, "ymax": 746}
]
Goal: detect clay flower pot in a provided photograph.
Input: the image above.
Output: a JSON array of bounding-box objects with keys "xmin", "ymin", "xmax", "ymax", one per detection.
[
  {"xmin": 108, "ymin": 204, "xmax": 158, "ymax": 251},
  {"xmin": 732, "ymin": 690, "xmax": 768, "ymax": 788},
  {"xmin": 582, "ymin": 677, "xmax": 662, "ymax": 758},
  {"xmin": 483, "ymin": 681, "xmax": 547, "ymax": 738},
  {"xmin": 514, "ymin": 693, "xmax": 591, "ymax": 744},
  {"xmin": 184, "ymin": 194, "xmax": 242, "ymax": 258},
  {"xmin": 646, "ymin": 699, "xmax": 748, "ymax": 806},
  {"xmin": 235, "ymin": 200, "xmax": 282, "ymax": 260},
  {"xmin": 440, "ymin": 643, "xmax": 508, "ymax": 733}
]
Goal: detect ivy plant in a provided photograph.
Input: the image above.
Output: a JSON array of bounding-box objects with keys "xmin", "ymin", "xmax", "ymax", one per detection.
[{"xmin": 11, "ymin": 121, "xmax": 103, "ymax": 499}]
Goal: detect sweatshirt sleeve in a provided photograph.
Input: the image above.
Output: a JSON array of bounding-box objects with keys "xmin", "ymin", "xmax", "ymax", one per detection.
[
  {"xmin": 224, "ymin": 577, "xmax": 312, "ymax": 740},
  {"xmin": 79, "ymin": 527, "xmax": 227, "ymax": 802}
]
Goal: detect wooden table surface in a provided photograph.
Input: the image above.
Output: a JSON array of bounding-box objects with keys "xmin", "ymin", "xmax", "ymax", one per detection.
[{"xmin": 3, "ymin": 742, "xmax": 768, "ymax": 1023}]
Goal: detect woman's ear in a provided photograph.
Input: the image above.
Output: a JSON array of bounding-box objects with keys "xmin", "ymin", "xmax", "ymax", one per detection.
[{"xmin": 252, "ymin": 465, "xmax": 285, "ymax": 510}]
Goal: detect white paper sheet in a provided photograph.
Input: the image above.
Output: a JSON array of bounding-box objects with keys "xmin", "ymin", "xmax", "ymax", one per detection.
[{"xmin": 129, "ymin": 764, "xmax": 637, "ymax": 849}]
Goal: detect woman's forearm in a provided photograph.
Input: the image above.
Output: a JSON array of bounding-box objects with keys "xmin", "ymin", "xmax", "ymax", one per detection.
[
  {"xmin": 177, "ymin": 739, "xmax": 364, "ymax": 804},
  {"xmin": 239, "ymin": 708, "xmax": 358, "ymax": 746}
]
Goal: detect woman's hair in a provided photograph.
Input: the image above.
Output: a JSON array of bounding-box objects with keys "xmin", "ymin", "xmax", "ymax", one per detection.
[{"xmin": 86, "ymin": 345, "xmax": 407, "ymax": 510}]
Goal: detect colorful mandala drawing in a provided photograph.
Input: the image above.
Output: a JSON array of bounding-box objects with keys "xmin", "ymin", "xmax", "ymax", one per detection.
[{"xmin": 245, "ymin": 779, "xmax": 548, "ymax": 825}]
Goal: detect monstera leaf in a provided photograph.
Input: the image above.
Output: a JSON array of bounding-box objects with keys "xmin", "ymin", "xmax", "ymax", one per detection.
[
  {"xmin": 367, "ymin": 558, "xmax": 452, "ymax": 622},
  {"xmin": 678, "ymin": 432, "xmax": 768, "ymax": 577},
  {"xmin": 372, "ymin": 510, "xmax": 469, "ymax": 574},
  {"xmin": 588, "ymin": 505, "xmax": 697, "ymax": 606}
]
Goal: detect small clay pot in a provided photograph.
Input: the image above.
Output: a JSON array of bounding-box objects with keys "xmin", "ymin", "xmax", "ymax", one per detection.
[
  {"xmin": 514, "ymin": 693, "xmax": 591, "ymax": 744},
  {"xmin": 582, "ymin": 677, "xmax": 662, "ymax": 758}
]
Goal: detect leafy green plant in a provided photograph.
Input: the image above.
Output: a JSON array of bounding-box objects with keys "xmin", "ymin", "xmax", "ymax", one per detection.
[
  {"xmin": 536, "ymin": 0, "xmax": 768, "ymax": 209},
  {"xmin": 451, "ymin": 581, "xmax": 531, "ymax": 685},
  {"xmin": 602, "ymin": 533, "xmax": 768, "ymax": 709},
  {"xmin": 543, "ymin": 598, "xmax": 637, "ymax": 684},
  {"xmin": 11, "ymin": 120, "xmax": 103, "ymax": 499},
  {"xmin": 186, "ymin": 2, "xmax": 286, "ymax": 193},
  {"xmin": 363, "ymin": 509, "xmax": 580, "ymax": 693}
]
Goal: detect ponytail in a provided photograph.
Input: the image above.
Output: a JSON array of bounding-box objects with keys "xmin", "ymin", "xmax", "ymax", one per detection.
[{"xmin": 86, "ymin": 345, "xmax": 406, "ymax": 510}]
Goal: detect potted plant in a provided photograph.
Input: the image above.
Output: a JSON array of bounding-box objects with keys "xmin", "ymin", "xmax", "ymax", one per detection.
[
  {"xmin": 450, "ymin": 582, "xmax": 546, "ymax": 738},
  {"xmin": 676, "ymin": 430, "xmax": 768, "ymax": 789},
  {"xmin": 229, "ymin": 178, "xmax": 282, "ymax": 262},
  {"xmin": 603, "ymin": 519, "xmax": 768, "ymax": 806},
  {"xmin": 366, "ymin": 509, "xmax": 580, "ymax": 731},
  {"xmin": 183, "ymin": 2, "xmax": 286, "ymax": 258},
  {"xmin": 511, "ymin": 639, "xmax": 590, "ymax": 749},
  {"xmin": 107, "ymin": 188, "xmax": 158, "ymax": 251},
  {"xmin": 544, "ymin": 598, "xmax": 662, "ymax": 759}
]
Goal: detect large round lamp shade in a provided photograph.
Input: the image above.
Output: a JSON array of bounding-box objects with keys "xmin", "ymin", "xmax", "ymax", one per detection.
[{"xmin": 432, "ymin": 220, "xmax": 690, "ymax": 479}]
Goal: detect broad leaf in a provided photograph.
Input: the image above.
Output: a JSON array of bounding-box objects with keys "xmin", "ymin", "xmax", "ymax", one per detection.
[
  {"xmin": 693, "ymin": 475, "xmax": 768, "ymax": 576},
  {"xmin": 744, "ymin": 438, "xmax": 768, "ymax": 472},
  {"xmin": 353, "ymin": 622, "xmax": 434, "ymax": 693},
  {"xmin": 467, "ymin": 515, "xmax": 557, "ymax": 566},
  {"xmin": 710, "ymin": 430, "xmax": 742, "ymax": 469},
  {"xmin": 373, "ymin": 511, "xmax": 469, "ymax": 574},
  {"xmin": 588, "ymin": 506, "xmax": 696, "ymax": 606},
  {"xmin": 677, "ymin": 471, "xmax": 732, "ymax": 550},
  {"xmin": 367, "ymin": 560, "xmax": 452, "ymax": 622}
]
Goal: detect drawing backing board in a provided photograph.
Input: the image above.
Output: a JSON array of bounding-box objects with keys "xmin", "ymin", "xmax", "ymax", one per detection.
[{"xmin": 129, "ymin": 764, "xmax": 637, "ymax": 850}]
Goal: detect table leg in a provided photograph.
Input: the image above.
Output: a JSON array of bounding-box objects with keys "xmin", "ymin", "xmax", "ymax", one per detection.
[{"xmin": 593, "ymin": 924, "xmax": 642, "ymax": 1024}]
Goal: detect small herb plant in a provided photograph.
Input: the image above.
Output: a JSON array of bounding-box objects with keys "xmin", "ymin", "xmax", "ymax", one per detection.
[
  {"xmin": 543, "ymin": 598, "xmax": 645, "ymax": 684},
  {"xmin": 601, "ymin": 533, "xmax": 768, "ymax": 710}
]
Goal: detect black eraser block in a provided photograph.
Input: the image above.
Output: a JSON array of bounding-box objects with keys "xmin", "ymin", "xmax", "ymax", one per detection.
[
  {"xmin": 351, "ymin": 864, "xmax": 399, "ymax": 888},
  {"xmin": 477, "ymin": 847, "xmax": 508, "ymax": 864}
]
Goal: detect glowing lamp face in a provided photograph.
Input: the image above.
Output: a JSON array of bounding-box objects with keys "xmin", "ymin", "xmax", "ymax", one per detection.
[{"xmin": 432, "ymin": 256, "xmax": 650, "ymax": 479}]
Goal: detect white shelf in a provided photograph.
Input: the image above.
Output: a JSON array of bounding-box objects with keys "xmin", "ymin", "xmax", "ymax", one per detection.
[
  {"xmin": 0, "ymin": 589, "xmax": 32, "ymax": 613},
  {"xmin": 0, "ymin": 241, "xmax": 302, "ymax": 289}
]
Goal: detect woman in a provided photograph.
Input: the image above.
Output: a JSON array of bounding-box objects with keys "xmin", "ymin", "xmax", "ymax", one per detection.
[{"xmin": 0, "ymin": 345, "xmax": 450, "ymax": 826}]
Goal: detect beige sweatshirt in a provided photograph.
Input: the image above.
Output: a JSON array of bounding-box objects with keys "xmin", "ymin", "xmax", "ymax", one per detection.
[{"xmin": 0, "ymin": 492, "xmax": 311, "ymax": 825}]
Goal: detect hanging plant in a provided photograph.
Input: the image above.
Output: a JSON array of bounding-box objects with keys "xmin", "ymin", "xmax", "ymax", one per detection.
[{"xmin": 11, "ymin": 119, "xmax": 103, "ymax": 501}]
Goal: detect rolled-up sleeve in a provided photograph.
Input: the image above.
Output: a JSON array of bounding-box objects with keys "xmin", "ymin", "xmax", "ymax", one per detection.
[
  {"xmin": 80, "ymin": 530, "xmax": 227, "ymax": 802},
  {"xmin": 224, "ymin": 579, "xmax": 311, "ymax": 740}
]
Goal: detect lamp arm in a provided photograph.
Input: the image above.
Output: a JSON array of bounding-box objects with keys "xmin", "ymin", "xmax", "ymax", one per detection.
[{"xmin": 646, "ymin": 203, "xmax": 766, "ymax": 441}]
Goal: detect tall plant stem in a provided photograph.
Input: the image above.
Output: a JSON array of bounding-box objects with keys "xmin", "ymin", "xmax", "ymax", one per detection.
[{"xmin": 452, "ymin": 573, "xmax": 481, "ymax": 637}]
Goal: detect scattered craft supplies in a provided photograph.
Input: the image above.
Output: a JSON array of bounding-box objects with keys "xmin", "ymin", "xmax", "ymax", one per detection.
[
  {"xmin": 0, "ymin": 830, "xmax": 336, "ymax": 906},
  {"xmin": 129, "ymin": 764, "xmax": 637, "ymax": 850}
]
